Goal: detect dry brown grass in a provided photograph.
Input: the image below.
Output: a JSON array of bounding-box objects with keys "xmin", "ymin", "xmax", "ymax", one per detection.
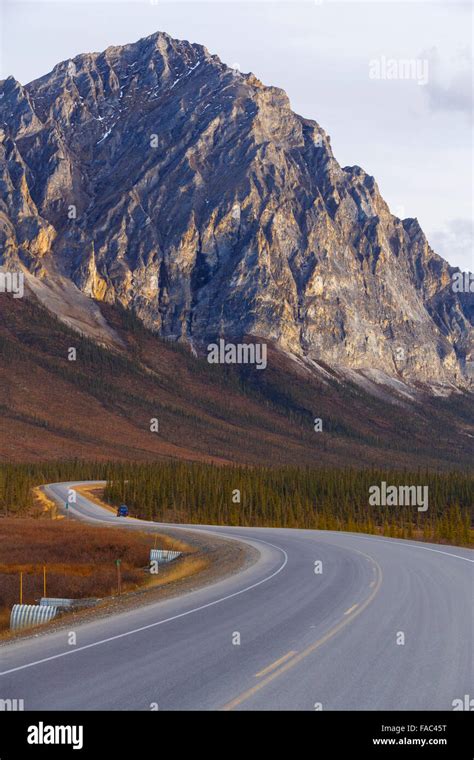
[
  {"xmin": 26, "ymin": 486, "xmax": 63, "ymax": 519},
  {"xmin": 71, "ymin": 484, "xmax": 191, "ymax": 553},
  {"xmin": 144, "ymin": 555, "xmax": 209, "ymax": 589},
  {"xmin": 74, "ymin": 484, "xmax": 116, "ymax": 514},
  {"xmin": 0, "ymin": 517, "xmax": 199, "ymax": 632}
]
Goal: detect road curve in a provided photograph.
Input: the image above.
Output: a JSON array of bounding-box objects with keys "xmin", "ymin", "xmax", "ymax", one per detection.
[{"xmin": 0, "ymin": 481, "xmax": 472, "ymax": 711}]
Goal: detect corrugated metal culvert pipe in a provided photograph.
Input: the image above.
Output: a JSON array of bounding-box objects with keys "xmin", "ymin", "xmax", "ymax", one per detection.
[{"xmin": 10, "ymin": 604, "xmax": 58, "ymax": 631}]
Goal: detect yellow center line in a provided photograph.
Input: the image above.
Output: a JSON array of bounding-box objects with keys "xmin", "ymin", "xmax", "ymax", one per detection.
[
  {"xmin": 255, "ymin": 650, "xmax": 298, "ymax": 678},
  {"xmin": 344, "ymin": 603, "xmax": 359, "ymax": 615},
  {"xmin": 220, "ymin": 551, "xmax": 383, "ymax": 711}
]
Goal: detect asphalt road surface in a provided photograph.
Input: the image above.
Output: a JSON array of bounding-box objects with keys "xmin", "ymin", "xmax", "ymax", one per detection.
[{"xmin": 0, "ymin": 481, "xmax": 472, "ymax": 711}]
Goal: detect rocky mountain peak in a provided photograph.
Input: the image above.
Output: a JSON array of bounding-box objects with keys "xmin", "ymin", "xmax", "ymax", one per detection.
[{"xmin": 0, "ymin": 31, "xmax": 472, "ymax": 394}]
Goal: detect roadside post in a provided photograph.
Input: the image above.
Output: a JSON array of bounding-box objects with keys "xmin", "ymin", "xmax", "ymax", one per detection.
[{"xmin": 116, "ymin": 559, "xmax": 122, "ymax": 595}]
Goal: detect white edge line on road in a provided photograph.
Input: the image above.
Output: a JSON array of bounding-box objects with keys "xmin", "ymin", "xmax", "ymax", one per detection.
[
  {"xmin": 322, "ymin": 532, "xmax": 474, "ymax": 564},
  {"xmin": 0, "ymin": 538, "xmax": 288, "ymax": 677}
]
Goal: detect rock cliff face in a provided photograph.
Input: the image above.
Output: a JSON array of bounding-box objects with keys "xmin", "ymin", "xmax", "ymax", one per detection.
[{"xmin": 0, "ymin": 31, "xmax": 472, "ymax": 389}]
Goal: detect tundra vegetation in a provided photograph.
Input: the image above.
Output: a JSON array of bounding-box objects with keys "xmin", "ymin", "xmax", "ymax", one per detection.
[
  {"xmin": 1, "ymin": 294, "xmax": 472, "ymax": 470},
  {"xmin": 0, "ymin": 518, "xmax": 167, "ymax": 633}
]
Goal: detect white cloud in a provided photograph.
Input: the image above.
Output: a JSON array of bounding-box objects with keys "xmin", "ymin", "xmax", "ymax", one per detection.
[
  {"xmin": 429, "ymin": 218, "xmax": 473, "ymax": 271},
  {"xmin": 422, "ymin": 47, "xmax": 473, "ymax": 121}
]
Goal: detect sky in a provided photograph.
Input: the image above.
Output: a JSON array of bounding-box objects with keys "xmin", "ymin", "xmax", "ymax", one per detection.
[{"xmin": 1, "ymin": 0, "xmax": 472, "ymax": 270}]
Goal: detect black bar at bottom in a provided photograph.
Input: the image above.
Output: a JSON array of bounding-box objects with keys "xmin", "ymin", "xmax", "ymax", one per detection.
[{"xmin": 0, "ymin": 711, "xmax": 472, "ymax": 757}]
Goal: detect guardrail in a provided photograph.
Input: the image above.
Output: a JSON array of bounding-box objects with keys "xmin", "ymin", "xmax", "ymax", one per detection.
[
  {"xmin": 150, "ymin": 549, "xmax": 182, "ymax": 564},
  {"xmin": 39, "ymin": 597, "xmax": 99, "ymax": 610},
  {"xmin": 10, "ymin": 603, "xmax": 58, "ymax": 631}
]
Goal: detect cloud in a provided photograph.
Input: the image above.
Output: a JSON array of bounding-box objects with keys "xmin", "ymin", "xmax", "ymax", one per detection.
[
  {"xmin": 429, "ymin": 218, "xmax": 473, "ymax": 271},
  {"xmin": 423, "ymin": 47, "xmax": 473, "ymax": 121}
]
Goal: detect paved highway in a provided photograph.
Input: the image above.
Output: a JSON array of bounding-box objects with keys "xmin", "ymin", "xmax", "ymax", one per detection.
[{"xmin": 0, "ymin": 481, "xmax": 472, "ymax": 710}]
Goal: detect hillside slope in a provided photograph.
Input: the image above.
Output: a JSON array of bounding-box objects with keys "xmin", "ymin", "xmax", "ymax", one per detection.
[{"xmin": 0, "ymin": 292, "xmax": 472, "ymax": 468}]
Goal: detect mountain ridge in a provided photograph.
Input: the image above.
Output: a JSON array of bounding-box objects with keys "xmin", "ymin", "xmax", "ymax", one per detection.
[{"xmin": 0, "ymin": 30, "xmax": 472, "ymax": 393}]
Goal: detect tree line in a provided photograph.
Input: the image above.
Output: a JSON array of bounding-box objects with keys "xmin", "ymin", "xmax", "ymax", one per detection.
[
  {"xmin": 0, "ymin": 461, "xmax": 472, "ymax": 545},
  {"xmin": 103, "ymin": 462, "xmax": 472, "ymax": 545}
]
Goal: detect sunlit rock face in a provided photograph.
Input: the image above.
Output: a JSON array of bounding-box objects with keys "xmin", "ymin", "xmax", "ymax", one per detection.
[{"xmin": 1, "ymin": 31, "xmax": 472, "ymax": 389}]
